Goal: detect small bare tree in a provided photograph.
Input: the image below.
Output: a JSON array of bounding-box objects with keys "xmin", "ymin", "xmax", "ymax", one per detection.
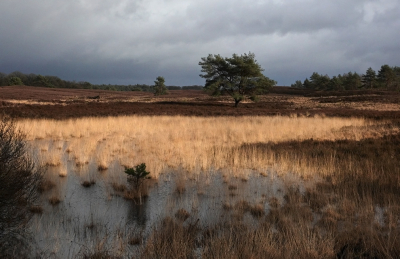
[{"xmin": 0, "ymin": 116, "xmax": 43, "ymax": 256}]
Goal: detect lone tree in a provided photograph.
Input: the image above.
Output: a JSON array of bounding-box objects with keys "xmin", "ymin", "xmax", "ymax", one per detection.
[
  {"xmin": 199, "ymin": 52, "xmax": 276, "ymax": 107},
  {"xmin": 153, "ymin": 76, "xmax": 168, "ymax": 96}
]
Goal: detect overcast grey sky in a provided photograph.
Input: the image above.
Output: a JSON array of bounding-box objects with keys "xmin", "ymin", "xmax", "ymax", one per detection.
[{"xmin": 1, "ymin": 0, "xmax": 399, "ymax": 86}]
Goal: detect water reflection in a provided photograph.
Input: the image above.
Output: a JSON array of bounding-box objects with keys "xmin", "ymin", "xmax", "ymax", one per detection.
[
  {"xmin": 127, "ymin": 198, "xmax": 149, "ymax": 226},
  {"xmin": 29, "ymin": 145, "xmax": 291, "ymax": 258}
]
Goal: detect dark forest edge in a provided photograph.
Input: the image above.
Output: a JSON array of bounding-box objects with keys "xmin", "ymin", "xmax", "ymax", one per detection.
[
  {"xmin": 2, "ymin": 64, "xmax": 400, "ymax": 94},
  {"xmin": 290, "ymin": 64, "xmax": 400, "ymax": 91},
  {"xmin": 0, "ymin": 71, "xmax": 203, "ymax": 92}
]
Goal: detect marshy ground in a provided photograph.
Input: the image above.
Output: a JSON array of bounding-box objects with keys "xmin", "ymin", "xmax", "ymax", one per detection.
[{"xmin": 2, "ymin": 86, "xmax": 400, "ymax": 258}]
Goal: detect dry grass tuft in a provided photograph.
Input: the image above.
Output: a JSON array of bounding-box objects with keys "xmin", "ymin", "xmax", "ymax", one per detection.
[
  {"xmin": 318, "ymin": 206, "xmax": 342, "ymax": 230},
  {"xmin": 38, "ymin": 179, "xmax": 56, "ymax": 193},
  {"xmin": 338, "ymin": 198, "xmax": 356, "ymax": 217},
  {"xmin": 82, "ymin": 180, "xmax": 95, "ymax": 188},
  {"xmin": 29, "ymin": 205, "xmax": 43, "ymax": 214},
  {"xmin": 58, "ymin": 167, "xmax": 67, "ymax": 177},
  {"xmin": 222, "ymin": 202, "xmax": 232, "ymax": 211},
  {"xmin": 142, "ymin": 217, "xmax": 199, "ymax": 258},
  {"xmin": 97, "ymin": 164, "xmax": 108, "ymax": 171},
  {"xmin": 268, "ymin": 197, "xmax": 280, "ymax": 209},
  {"xmin": 250, "ymin": 204, "xmax": 265, "ymax": 218},
  {"xmin": 228, "ymin": 184, "xmax": 238, "ymax": 190},
  {"xmin": 234, "ymin": 200, "xmax": 251, "ymax": 212},
  {"xmin": 175, "ymin": 209, "xmax": 190, "ymax": 222},
  {"xmin": 305, "ymin": 187, "xmax": 330, "ymax": 211},
  {"xmin": 111, "ymin": 182, "xmax": 126, "ymax": 193},
  {"xmin": 128, "ymin": 236, "xmax": 142, "ymax": 246},
  {"xmin": 48, "ymin": 196, "xmax": 61, "ymax": 206}
]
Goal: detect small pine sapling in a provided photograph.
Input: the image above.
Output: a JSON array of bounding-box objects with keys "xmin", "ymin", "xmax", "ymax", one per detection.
[{"xmin": 125, "ymin": 163, "xmax": 151, "ymax": 190}]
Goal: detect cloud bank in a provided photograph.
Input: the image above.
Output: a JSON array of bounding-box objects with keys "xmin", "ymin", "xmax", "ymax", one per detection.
[{"xmin": 1, "ymin": 0, "xmax": 399, "ymax": 85}]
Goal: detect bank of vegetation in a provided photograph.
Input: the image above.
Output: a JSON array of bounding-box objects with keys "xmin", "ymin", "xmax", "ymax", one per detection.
[
  {"xmin": 0, "ymin": 71, "xmax": 202, "ymax": 91},
  {"xmin": 0, "ymin": 117, "xmax": 43, "ymax": 257},
  {"xmin": 291, "ymin": 64, "xmax": 400, "ymax": 91}
]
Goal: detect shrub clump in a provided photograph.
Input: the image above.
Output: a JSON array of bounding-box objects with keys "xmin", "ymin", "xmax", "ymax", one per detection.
[{"xmin": 0, "ymin": 117, "xmax": 43, "ymax": 256}]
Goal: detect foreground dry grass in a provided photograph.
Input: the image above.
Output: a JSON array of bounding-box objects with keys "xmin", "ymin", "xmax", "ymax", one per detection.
[
  {"xmin": 17, "ymin": 115, "xmax": 397, "ymax": 179},
  {"xmin": 15, "ymin": 115, "xmax": 400, "ymax": 258},
  {"xmin": 79, "ymin": 131, "xmax": 400, "ymax": 258}
]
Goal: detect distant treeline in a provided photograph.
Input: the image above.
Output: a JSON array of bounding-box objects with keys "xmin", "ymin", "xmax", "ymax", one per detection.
[
  {"xmin": 291, "ymin": 65, "xmax": 400, "ymax": 91},
  {"xmin": 0, "ymin": 71, "xmax": 203, "ymax": 91}
]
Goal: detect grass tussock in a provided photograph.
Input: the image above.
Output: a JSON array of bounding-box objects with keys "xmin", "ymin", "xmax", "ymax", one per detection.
[
  {"xmin": 58, "ymin": 167, "xmax": 67, "ymax": 177},
  {"xmin": 97, "ymin": 164, "xmax": 108, "ymax": 171},
  {"xmin": 268, "ymin": 197, "xmax": 280, "ymax": 209},
  {"xmin": 228, "ymin": 184, "xmax": 238, "ymax": 190},
  {"xmin": 38, "ymin": 179, "xmax": 55, "ymax": 193},
  {"xmin": 142, "ymin": 217, "xmax": 199, "ymax": 259},
  {"xmin": 111, "ymin": 182, "xmax": 126, "ymax": 193},
  {"xmin": 250, "ymin": 204, "xmax": 265, "ymax": 218},
  {"xmin": 175, "ymin": 209, "xmax": 190, "ymax": 222},
  {"xmin": 29, "ymin": 205, "xmax": 43, "ymax": 214},
  {"xmin": 82, "ymin": 180, "xmax": 95, "ymax": 188},
  {"xmin": 128, "ymin": 229, "xmax": 143, "ymax": 246},
  {"xmin": 48, "ymin": 196, "xmax": 61, "ymax": 206}
]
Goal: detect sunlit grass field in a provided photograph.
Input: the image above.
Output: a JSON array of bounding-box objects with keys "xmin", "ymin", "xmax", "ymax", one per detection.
[
  {"xmin": 18, "ymin": 115, "xmax": 394, "ymax": 178},
  {"xmin": 15, "ymin": 115, "xmax": 400, "ymax": 258}
]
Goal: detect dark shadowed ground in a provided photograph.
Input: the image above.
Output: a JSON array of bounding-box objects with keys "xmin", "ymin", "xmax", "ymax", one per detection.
[{"xmin": 1, "ymin": 86, "xmax": 399, "ymax": 119}]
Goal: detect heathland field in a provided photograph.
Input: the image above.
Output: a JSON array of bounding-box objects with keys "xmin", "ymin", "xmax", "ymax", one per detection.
[{"xmin": 2, "ymin": 87, "xmax": 400, "ymax": 258}]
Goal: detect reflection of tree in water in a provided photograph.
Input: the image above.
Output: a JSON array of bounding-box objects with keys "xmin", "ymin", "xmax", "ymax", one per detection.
[{"xmin": 127, "ymin": 198, "xmax": 148, "ymax": 226}]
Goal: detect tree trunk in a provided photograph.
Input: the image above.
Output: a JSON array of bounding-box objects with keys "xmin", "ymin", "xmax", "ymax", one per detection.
[{"xmin": 234, "ymin": 99, "xmax": 240, "ymax": 107}]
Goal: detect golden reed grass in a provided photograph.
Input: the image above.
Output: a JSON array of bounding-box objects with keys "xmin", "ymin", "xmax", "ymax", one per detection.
[
  {"xmin": 16, "ymin": 115, "xmax": 400, "ymax": 258},
  {"xmin": 16, "ymin": 115, "xmax": 397, "ymax": 178}
]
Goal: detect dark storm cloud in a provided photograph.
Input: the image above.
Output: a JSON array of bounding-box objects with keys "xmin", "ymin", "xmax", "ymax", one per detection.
[{"xmin": 0, "ymin": 0, "xmax": 399, "ymax": 86}]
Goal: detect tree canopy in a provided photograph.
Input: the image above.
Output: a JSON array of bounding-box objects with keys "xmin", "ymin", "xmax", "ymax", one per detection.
[
  {"xmin": 291, "ymin": 64, "xmax": 400, "ymax": 91},
  {"xmin": 362, "ymin": 67, "xmax": 377, "ymax": 89},
  {"xmin": 153, "ymin": 76, "xmax": 168, "ymax": 96},
  {"xmin": 199, "ymin": 52, "xmax": 276, "ymax": 107}
]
